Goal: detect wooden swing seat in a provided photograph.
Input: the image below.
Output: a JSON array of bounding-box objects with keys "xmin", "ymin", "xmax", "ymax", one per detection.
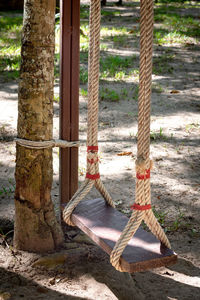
[{"xmin": 71, "ymin": 198, "xmax": 177, "ymax": 273}]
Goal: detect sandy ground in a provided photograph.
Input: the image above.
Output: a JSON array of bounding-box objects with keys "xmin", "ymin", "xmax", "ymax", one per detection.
[{"xmin": 0, "ymin": 1, "xmax": 200, "ymax": 299}]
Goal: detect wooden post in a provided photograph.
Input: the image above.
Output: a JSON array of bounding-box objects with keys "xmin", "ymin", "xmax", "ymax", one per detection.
[{"xmin": 60, "ymin": 0, "xmax": 80, "ymax": 213}]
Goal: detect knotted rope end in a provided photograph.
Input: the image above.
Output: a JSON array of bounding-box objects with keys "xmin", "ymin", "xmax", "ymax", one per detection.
[{"xmin": 135, "ymin": 156, "xmax": 153, "ymax": 180}]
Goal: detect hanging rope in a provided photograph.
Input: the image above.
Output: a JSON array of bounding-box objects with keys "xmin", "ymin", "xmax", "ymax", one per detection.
[
  {"xmin": 63, "ymin": 0, "xmax": 115, "ymax": 227},
  {"xmin": 110, "ymin": 0, "xmax": 170, "ymax": 272}
]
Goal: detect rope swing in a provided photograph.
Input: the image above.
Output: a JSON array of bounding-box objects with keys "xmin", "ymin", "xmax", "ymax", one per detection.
[{"xmin": 63, "ymin": 0, "xmax": 172, "ymax": 272}]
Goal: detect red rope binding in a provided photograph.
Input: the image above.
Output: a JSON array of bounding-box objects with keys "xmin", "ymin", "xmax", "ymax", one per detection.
[
  {"xmin": 136, "ymin": 168, "xmax": 150, "ymax": 180},
  {"xmin": 130, "ymin": 203, "xmax": 151, "ymax": 211},
  {"xmin": 86, "ymin": 173, "xmax": 100, "ymax": 180},
  {"xmin": 87, "ymin": 146, "xmax": 98, "ymax": 152},
  {"xmin": 87, "ymin": 158, "xmax": 98, "ymax": 164}
]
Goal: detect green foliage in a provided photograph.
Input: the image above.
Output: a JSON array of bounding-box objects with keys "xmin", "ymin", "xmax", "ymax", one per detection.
[
  {"xmin": 80, "ymin": 66, "xmax": 88, "ymax": 84},
  {"xmin": 0, "ymin": 14, "xmax": 22, "ymax": 80},
  {"xmin": 80, "ymin": 25, "xmax": 89, "ymax": 51},
  {"xmin": 0, "ymin": 14, "xmax": 22, "ymax": 32},
  {"xmin": 80, "ymin": 88, "xmax": 88, "ymax": 97},
  {"xmin": 80, "ymin": 52, "xmax": 88, "ymax": 63},
  {"xmin": 99, "ymin": 87, "xmax": 120, "ymax": 102},
  {"xmin": 128, "ymin": 68, "xmax": 139, "ymax": 78},
  {"xmin": 54, "ymin": 53, "xmax": 60, "ymax": 79},
  {"xmin": 54, "ymin": 94, "xmax": 59, "ymax": 103},
  {"xmin": 150, "ymin": 127, "xmax": 166, "ymax": 140},
  {"xmin": 169, "ymin": 209, "xmax": 185, "ymax": 232},
  {"xmin": 152, "ymin": 206, "xmax": 187, "ymax": 233},
  {"xmin": 80, "ymin": 5, "xmax": 90, "ymax": 20},
  {"xmin": 152, "ymin": 83, "xmax": 164, "ymax": 93},
  {"xmin": 152, "ymin": 206, "xmax": 168, "ymax": 228}
]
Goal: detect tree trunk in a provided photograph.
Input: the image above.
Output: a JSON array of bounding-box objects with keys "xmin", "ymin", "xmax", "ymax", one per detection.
[{"xmin": 14, "ymin": 0, "xmax": 64, "ymax": 252}]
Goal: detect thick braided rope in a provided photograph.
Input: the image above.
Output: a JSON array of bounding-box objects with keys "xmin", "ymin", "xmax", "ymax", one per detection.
[
  {"xmin": 63, "ymin": 0, "xmax": 115, "ymax": 226},
  {"xmin": 63, "ymin": 180, "xmax": 94, "ymax": 226},
  {"xmin": 85, "ymin": 0, "xmax": 114, "ymax": 207},
  {"xmin": 110, "ymin": 0, "xmax": 170, "ymax": 272}
]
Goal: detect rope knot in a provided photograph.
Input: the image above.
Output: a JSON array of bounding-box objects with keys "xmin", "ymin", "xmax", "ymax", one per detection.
[
  {"xmin": 135, "ymin": 156, "xmax": 153, "ymax": 180},
  {"xmin": 87, "ymin": 151, "xmax": 99, "ymax": 165}
]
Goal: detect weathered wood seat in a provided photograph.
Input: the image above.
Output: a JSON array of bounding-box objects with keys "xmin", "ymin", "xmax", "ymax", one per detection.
[{"xmin": 71, "ymin": 198, "xmax": 177, "ymax": 273}]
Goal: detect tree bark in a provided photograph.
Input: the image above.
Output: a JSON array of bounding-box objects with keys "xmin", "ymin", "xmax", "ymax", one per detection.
[{"xmin": 14, "ymin": 0, "xmax": 64, "ymax": 252}]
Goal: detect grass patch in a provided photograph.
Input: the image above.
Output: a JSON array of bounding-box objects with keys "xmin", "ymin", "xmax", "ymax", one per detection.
[
  {"xmin": 0, "ymin": 179, "xmax": 15, "ymax": 197},
  {"xmin": 101, "ymin": 9, "xmax": 121, "ymax": 17},
  {"xmin": 132, "ymin": 85, "xmax": 139, "ymax": 101},
  {"xmin": 154, "ymin": 29, "xmax": 194, "ymax": 45},
  {"xmin": 153, "ymin": 52, "xmax": 175, "ymax": 75},
  {"xmin": 154, "ymin": 6, "xmax": 200, "ymax": 45},
  {"xmin": 148, "ymin": 206, "xmax": 187, "ymax": 233},
  {"xmin": 100, "ymin": 87, "xmax": 120, "ymax": 102},
  {"xmin": 150, "ymin": 127, "xmax": 167, "ymax": 141},
  {"xmin": 100, "ymin": 26, "xmax": 129, "ymax": 38},
  {"xmin": 185, "ymin": 122, "xmax": 200, "ymax": 133},
  {"xmin": 100, "ymin": 26, "xmax": 133, "ymax": 47},
  {"xmin": 100, "ymin": 55, "xmax": 136, "ymax": 79}
]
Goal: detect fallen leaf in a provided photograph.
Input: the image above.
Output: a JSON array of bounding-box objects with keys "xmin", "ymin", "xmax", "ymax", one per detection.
[
  {"xmin": 170, "ymin": 90, "xmax": 180, "ymax": 94},
  {"xmin": 129, "ymin": 26, "xmax": 137, "ymax": 34},
  {"xmin": 117, "ymin": 152, "xmax": 132, "ymax": 156}
]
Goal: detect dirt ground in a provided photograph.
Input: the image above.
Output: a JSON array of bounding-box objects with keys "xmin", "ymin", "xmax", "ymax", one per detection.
[{"xmin": 0, "ymin": 1, "xmax": 200, "ymax": 299}]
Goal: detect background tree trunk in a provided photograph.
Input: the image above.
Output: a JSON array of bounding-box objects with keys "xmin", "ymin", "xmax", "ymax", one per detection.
[{"xmin": 14, "ymin": 0, "xmax": 64, "ymax": 252}]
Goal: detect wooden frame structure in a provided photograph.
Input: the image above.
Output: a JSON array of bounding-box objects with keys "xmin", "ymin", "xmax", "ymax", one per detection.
[{"xmin": 60, "ymin": 0, "xmax": 80, "ymax": 210}]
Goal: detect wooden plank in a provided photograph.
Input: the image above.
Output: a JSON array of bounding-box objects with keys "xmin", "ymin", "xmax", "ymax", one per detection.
[{"xmin": 71, "ymin": 198, "xmax": 177, "ymax": 273}]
